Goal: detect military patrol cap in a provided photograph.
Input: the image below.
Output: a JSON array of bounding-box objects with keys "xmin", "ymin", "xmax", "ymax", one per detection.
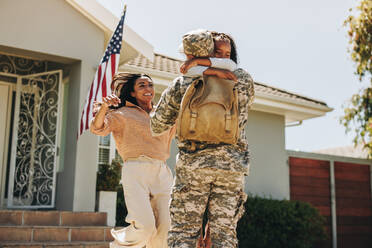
[{"xmin": 182, "ymin": 29, "xmax": 214, "ymax": 57}]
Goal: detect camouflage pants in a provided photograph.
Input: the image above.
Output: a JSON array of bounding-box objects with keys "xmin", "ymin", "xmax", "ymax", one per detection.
[{"xmin": 168, "ymin": 159, "xmax": 247, "ymax": 248}]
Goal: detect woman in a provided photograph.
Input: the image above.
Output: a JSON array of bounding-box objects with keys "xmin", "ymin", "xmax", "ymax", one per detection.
[{"xmin": 90, "ymin": 73, "xmax": 175, "ymax": 248}]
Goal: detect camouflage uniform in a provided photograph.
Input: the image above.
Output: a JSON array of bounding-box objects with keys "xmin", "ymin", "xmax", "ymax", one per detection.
[
  {"xmin": 150, "ymin": 67, "xmax": 254, "ymax": 248},
  {"xmin": 152, "ymin": 71, "xmax": 254, "ymax": 248}
]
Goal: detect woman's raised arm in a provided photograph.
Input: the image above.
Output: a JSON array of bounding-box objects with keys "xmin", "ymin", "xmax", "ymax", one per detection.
[{"xmin": 90, "ymin": 94, "xmax": 120, "ymax": 135}]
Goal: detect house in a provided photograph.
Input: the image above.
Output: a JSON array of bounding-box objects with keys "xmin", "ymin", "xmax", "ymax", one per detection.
[
  {"xmin": 0, "ymin": 0, "xmax": 333, "ymax": 212},
  {"xmin": 2, "ymin": 1, "xmax": 372, "ymax": 247}
]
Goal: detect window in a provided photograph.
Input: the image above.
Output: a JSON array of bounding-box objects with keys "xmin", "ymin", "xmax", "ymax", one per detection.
[
  {"xmin": 98, "ymin": 133, "xmax": 123, "ymax": 168},
  {"xmin": 98, "ymin": 134, "xmax": 114, "ymax": 165}
]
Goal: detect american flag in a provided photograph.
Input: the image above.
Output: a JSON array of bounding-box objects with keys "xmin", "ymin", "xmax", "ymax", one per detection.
[{"xmin": 79, "ymin": 7, "xmax": 126, "ymax": 137}]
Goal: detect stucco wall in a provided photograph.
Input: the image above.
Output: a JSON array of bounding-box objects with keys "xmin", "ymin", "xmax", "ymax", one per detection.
[
  {"xmin": 0, "ymin": 0, "xmax": 105, "ymax": 211},
  {"xmin": 0, "ymin": 0, "xmax": 103, "ymax": 63},
  {"xmin": 245, "ymin": 110, "xmax": 289, "ymax": 199}
]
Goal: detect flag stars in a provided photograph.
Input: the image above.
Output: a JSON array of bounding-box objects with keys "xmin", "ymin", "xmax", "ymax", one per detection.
[{"xmin": 100, "ymin": 13, "xmax": 125, "ymax": 63}]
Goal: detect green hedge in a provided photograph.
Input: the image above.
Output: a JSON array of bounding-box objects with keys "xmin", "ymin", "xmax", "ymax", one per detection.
[
  {"xmin": 237, "ymin": 195, "xmax": 328, "ymax": 248},
  {"xmin": 96, "ymin": 159, "xmax": 121, "ymax": 192}
]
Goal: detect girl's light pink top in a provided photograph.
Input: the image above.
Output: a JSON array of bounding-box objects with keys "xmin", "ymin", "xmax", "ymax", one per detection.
[{"xmin": 90, "ymin": 101, "xmax": 175, "ymax": 162}]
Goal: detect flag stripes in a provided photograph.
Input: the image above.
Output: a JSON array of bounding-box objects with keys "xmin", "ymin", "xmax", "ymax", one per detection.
[{"xmin": 78, "ymin": 9, "xmax": 126, "ymax": 137}]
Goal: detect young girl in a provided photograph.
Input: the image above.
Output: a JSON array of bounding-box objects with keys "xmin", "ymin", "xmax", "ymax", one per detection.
[
  {"xmin": 90, "ymin": 73, "xmax": 175, "ymax": 248},
  {"xmin": 179, "ymin": 29, "xmax": 238, "ymax": 81}
]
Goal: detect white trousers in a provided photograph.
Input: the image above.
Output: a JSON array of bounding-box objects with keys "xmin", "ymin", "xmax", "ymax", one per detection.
[{"xmin": 110, "ymin": 156, "xmax": 173, "ymax": 248}]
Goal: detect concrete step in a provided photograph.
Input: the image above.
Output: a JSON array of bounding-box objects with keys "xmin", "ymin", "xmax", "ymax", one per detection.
[
  {"xmin": 0, "ymin": 210, "xmax": 107, "ymax": 227},
  {"xmin": 0, "ymin": 241, "xmax": 110, "ymax": 247},
  {"xmin": 0, "ymin": 226, "xmax": 114, "ymax": 242}
]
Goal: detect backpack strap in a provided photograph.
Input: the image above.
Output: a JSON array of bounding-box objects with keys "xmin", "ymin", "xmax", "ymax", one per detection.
[
  {"xmin": 190, "ymin": 111, "xmax": 198, "ymax": 133},
  {"xmin": 225, "ymin": 111, "xmax": 232, "ymax": 133}
]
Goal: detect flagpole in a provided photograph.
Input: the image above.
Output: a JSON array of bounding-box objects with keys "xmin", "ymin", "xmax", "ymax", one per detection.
[{"xmin": 122, "ymin": 3, "xmax": 127, "ymax": 15}]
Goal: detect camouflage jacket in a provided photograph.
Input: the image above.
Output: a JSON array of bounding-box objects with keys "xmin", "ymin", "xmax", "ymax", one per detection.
[{"xmin": 150, "ymin": 68, "xmax": 255, "ymax": 174}]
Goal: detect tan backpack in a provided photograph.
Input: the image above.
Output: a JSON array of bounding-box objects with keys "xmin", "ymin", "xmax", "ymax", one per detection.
[{"xmin": 177, "ymin": 76, "xmax": 239, "ymax": 145}]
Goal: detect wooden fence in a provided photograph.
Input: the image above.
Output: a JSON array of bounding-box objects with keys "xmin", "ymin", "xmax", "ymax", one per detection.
[{"xmin": 287, "ymin": 151, "xmax": 372, "ymax": 248}]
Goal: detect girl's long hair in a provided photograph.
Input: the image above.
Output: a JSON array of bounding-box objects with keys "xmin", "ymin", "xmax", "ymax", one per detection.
[{"xmin": 110, "ymin": 72, "xmax": 152, "ymax": 109}]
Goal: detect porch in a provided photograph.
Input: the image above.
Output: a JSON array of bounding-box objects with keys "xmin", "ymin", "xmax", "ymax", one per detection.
[{"xmin": 0, "ymin": 53, "xmax": 69, "ymax": 210}]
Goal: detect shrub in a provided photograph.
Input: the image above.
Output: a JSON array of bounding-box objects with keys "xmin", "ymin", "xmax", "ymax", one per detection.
[
  {"xmin": 237, "ymin": 195, "xmax": 328, "ymax": 248},
  {"xmin": 96, "ymin": 159, "xmax": 121, "ymax": 192}
]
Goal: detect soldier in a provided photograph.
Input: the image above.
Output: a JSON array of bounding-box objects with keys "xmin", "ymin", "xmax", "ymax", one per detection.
[{"xmin": 150, "ymin": 30, "xmax": 255, "ymax": 248}]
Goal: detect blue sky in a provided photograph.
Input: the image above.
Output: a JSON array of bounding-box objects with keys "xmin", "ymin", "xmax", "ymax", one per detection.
[{"xmin": 98, "ymin": 0, "xmax": 369, "ymax": 152}]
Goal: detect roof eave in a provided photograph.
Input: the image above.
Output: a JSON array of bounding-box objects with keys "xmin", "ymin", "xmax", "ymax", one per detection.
[
  {"xmin": 120, "ymin": 64, "xmax": 178, "ymax": 82},
  {"xmin": 252, "ymin": 93, "xmax": 333, "ymax": 123}
]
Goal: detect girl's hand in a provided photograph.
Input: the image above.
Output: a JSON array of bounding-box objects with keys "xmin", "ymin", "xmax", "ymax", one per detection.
[
  {"xmin": 210, "ymin": 68, "xmax": 238, "ymax": 82},
  {"xmin": 180, "ymin": 58, "xmax": 198, "ymax": 74},
  {"xmin": 102, "ymin": 94, "xmax": 121, "ymax": 108}
]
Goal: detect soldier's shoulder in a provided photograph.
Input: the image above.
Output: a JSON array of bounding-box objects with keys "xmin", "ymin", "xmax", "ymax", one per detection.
[
  {"xmin": 171, "ymin": 75, "xmax": 197, "ymax": 91},
  {"xmin": 234, "ymin": 68, "xmax": 253, "ymax": 81}
]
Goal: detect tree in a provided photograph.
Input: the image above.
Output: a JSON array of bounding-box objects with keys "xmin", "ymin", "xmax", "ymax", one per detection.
[{"xmin": 341, "ymin": 0, "xmax": 372, "ymax": 158}]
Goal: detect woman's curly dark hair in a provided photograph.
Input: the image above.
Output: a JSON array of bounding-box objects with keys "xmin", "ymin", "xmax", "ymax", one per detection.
[
  {"xmin": 110, "ymin": 72, "xmax": 152, "ymax": 109},
  {"xmin": 210, "ymin": 31, "xmax": 239, "ymax": 64}
]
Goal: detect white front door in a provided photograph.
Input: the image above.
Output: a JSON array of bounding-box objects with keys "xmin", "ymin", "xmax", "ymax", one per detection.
[{"xmin": 7, "ymin": 70, "xmax": 63, "ymax": 208}]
